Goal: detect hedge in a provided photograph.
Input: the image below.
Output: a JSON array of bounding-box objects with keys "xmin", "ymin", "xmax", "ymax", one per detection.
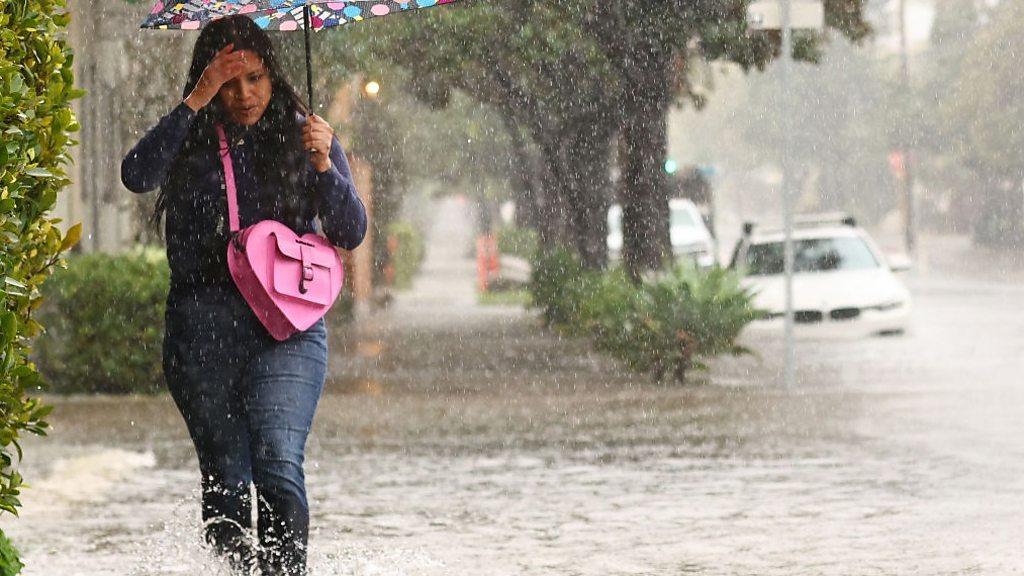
[
  {"xmin": 33, "ymin": 247, "xmax": 360, "ymax": 394},
  {"xmin": 1, "ymin": 0, "xmax": 83, "ymax": 564},
  {"xmin": 386, "ymin": 220, "xmax": 424, "ymax": 290},
  {"xmin": 34, "ymin": 249, "xmax": 169, "ymax": 394}
]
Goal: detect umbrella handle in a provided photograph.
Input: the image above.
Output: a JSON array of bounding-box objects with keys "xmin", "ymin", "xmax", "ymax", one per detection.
[{"xmin": 303, "ymin": 5, "xmax": 313, "ymax": 113}]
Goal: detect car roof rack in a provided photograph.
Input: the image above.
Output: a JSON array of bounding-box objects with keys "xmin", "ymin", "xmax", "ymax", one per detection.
[{"xmin": 743, "ymin": 212, "xmax": 857, "ymax": 236}]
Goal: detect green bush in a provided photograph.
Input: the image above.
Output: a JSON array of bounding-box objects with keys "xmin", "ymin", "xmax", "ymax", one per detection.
[
  {"xmin": 576, "ymin": 267, "xmax": 641, "ymax": 347},
  {"xmin": 331, "ymin": 285, "xmax": 356, "ymax": 324},
  {"xmin": 496, "ymin": 226, "xmax": 539, "ymax": 260},
  {"xmin": 592, "ymin": 265, "xmax": 761, "ymax": 383},
  {"xmin": 529, "ymin": 248, "xmax": 761, "ymax": 383},
  {"xmin": 385, "ymin": 221, "xmax": 424, "ymax": 290},
  {"xmin": 1, "ymin": 0, "xmax": 83, "ymax": 544},
  {"xmin": 528, "ymin": 247, "xmax": 599, "ymax": 332},
  {"xmin": 0, "ymin": 529, "xmax": 22, "ymax": 576},
  {"xmin": 33, "ymin": 249, "xmax": 169, "ymax": 394}
]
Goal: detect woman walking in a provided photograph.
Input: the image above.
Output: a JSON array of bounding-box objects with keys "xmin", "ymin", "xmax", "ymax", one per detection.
[{"xmin": 121, "ymin": 15, "xmax": 366, "ymax": 575}]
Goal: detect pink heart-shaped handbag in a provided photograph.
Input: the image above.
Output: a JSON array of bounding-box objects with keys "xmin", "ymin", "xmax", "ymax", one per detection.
[{"xmin": 216, "ymin": 124, "xmax": 345, "ymax": 341}]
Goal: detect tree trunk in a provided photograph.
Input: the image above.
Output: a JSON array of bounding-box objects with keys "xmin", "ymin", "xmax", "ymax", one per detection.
[
  {"xmin": 536, "ymin": 139, "xmax": 572, "ymax": 250},
  {"xmin": 504, "ymin": 117, "xmax": 542, "ymax": 231},
  {"xmin": 620, "ymin": 89, "xmax": 672, "ymax": 278},
  {"xmin": 563, "ymin": 127, "xmax": 613, "ymax": 269}
]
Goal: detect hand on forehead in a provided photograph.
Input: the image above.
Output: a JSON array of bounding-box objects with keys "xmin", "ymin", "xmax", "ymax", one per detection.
[{"xmin": 230, "ymin": 48, "xmax": 267, "ymax": 74}]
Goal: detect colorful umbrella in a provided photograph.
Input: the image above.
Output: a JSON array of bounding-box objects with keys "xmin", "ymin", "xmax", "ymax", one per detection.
[{"xmin": 140, "ymin": 0, "xmax": 460, "ymax": 109}]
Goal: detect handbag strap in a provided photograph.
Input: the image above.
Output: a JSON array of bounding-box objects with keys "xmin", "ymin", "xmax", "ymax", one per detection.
[{"xmin": 214, "ymin": 123, "xmax": 241, "ymax": 233}]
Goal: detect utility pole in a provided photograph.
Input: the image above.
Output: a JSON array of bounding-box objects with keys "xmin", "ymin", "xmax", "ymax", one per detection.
[
  {"xmin": 779, "ymin": 0, "xmax": 796, "ymax": 388},
  {"xmin": 898, "ymin": 0, "xmax": 916, "ymax": 255},
  {"xmin": 747, "ymin": 0, "xmax": 824, "ymax": 387}
]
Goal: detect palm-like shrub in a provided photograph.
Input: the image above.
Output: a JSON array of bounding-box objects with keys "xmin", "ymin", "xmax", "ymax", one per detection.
[
  {"xmin": 530, "ymin": 248, "xmax": 761, "ymax": 383},
  {"xmin": 591, "ymin": 265, "xmax": 761, "ymax": 383}
]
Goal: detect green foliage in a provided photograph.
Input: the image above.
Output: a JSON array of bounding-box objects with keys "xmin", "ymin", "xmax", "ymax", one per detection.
[
  {"xmin": 592, "ymin": 265, "xmax": 761, "ymax": 383},
  {"xmin": 946, "ymin": 1, "xmax": 1024, "ymax": 181},
  {"xmin": 884, "ymin": 0, "xmax": 1024, "ymax": 242},
  {"xmin": 385, "ymin": 221, "xmax": 424, "ymax": 290},
  {"xmin": 1, "ymin": 0, "xmax": 82, "ymax": 527},
  {"xmin": 477, "ymin": 288, "xmax": 531, "ymax": 308},
  {"xmin": 528, "ymin": 248, "xmax": 599, "ymax": 332},
  {"xmin": 33, "ymin": 249, "xmax": 169, "ymax": 394},
  {"xmin": 0, "ymin": 528, "xmax": 22, "ymax": 576},
  {"xmin": 496, "ymin": 226, "xmax": 539, "ymax": 260},
  {"xmin": 330, "ymin": 286, "xmax": 356, "ymax": 325},
  {"xmin": 530, "ymin": 249, "xmax": 760, "ymax": 383}
]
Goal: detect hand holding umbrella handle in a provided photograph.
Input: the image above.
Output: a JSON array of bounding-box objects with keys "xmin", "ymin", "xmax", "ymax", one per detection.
[
  {"xmin": 302, "ymin": 114, "xmax": 334, "ymax": 173},
  {"xmin": 184, "ymin": 43, "xmax": 248, "ymax": 112}
]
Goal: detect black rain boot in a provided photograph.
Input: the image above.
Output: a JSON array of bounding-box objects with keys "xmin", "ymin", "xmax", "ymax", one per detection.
[{"xmin": 256, "ymin": 490, "xmax": 308, "ymax": 576}]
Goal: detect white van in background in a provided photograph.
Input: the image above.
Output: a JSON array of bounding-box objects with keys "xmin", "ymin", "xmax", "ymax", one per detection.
[{"xmin": 607, "ymin": 199, "xmax": 716, "ymax": 267}]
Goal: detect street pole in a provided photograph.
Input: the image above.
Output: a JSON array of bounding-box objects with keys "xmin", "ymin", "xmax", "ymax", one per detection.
[
  {"xmin": 898, "ymin": 0, "xmax": 915, "ymax": 255},
  {"xmin": 780, "ymin": 0, "xmax": 796, "ymax": 387},
  {"xmin": 746, "ymin": 0, "xmax": 823, "ymax": 387}
]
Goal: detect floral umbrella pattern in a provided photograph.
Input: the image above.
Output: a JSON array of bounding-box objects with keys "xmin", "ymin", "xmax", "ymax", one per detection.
[{"xmin": 141, "ymin": 0, "xmax": 458, "ymax": 30}]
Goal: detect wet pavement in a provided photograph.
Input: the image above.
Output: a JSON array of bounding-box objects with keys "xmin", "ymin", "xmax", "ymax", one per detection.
[{"xmin": 6, "ymin": 198, "xmax": 1024, "ymax": 575}]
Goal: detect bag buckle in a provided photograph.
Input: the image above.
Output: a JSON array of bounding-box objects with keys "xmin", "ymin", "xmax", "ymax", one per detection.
[
  {"xmin": 299, "ymin": 264, "xmax": 315, "ymax": 294},
  {"xmin": 298, "ymin": 244, "xmax": 315, "ymax": 294}
]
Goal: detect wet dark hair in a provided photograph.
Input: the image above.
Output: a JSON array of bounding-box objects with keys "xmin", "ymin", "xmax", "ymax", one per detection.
[{"xmin": 151, "ymin": 15, "xmax": 311, "ymax": 232}]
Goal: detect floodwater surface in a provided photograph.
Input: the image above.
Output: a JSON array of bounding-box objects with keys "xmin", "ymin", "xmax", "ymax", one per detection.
[{"xmin": 6, "ymin": 199, "xmax": 1023, "ymax": 575}]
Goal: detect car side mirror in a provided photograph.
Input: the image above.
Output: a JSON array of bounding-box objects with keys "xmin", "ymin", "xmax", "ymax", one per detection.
[{"xmin": 887, "ymin": 253, "xmax": 912, "ymax": 273}]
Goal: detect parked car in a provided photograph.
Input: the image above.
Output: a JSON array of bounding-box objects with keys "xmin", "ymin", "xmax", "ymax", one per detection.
[
  {"xmin": 730, "ymin": 214, "xmax": 912, "ymax": 336},
  {"xmin": 607, "ymin": 199, "xmax": 716, "ymax": 267}
]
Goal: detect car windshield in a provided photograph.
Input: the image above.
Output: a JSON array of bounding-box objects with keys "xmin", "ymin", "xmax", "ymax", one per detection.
[
  {"xmin": 742, "ymin": 237, "xmax": 879, "ymax": 275},
  {"xmin": 670, "ymin": 208, "xmax": 697, "ymax": 228},
  {"xmin": 611, "ymin": 205, "xmax": 700, "ymax": 235}
]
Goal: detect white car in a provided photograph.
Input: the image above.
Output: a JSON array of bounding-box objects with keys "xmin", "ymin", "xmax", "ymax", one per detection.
[
  {"xmin": 730, "ymin": 215, "xmax": 912, "ymax": 336},
  {"xmin": 608, "ymin": 199, "xmax": 716, "ymax": 267}
]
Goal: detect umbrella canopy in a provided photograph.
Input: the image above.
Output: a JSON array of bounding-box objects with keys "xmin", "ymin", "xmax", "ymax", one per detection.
[
  {"xmin": 140, "ymin": 0, "xmax": 461, "ymax": 110},
  {"xmin": 142, "ymin": 0, "xmax": 458, "ymax": 31}
]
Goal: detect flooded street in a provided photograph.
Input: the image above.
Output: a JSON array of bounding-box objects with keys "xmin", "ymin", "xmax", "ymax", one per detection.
[{"xmin": 8, "ymin": 198, "xmax": 1024, "ymax": 575}]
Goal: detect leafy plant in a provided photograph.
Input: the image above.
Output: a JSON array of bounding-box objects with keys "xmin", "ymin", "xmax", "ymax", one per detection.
[
  {"xmin": 528, "ymin": 247, "xmax": 599, "ymax": 332},
  {"xmin": 1, "ymin": 0, "xmax": 83, "ymax": 545},
  {"xmin": 385, "ymin": 221, "xmax": 424, "ymax": 290},
  {"xmin": 496, "ymin": 226, "xmax": 539, "ymax": 260},
  {"xmin": 0, "ymin": 529, "xmax": 23, "ymax": 576},
  {"xmin": 530, "ymin": 248, "xmax": 761, "ymax": 383},
  {"xmin": 33, "ymin": 249, "xmax": 169, "ymax": 394},
  {"xmin": 594, "ymin": 265, "xmax": 762, "ymax": 383}
]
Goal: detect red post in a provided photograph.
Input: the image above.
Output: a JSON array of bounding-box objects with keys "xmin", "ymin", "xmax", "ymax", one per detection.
[
  {"xmin": 477, "ymin": 234, "xmax": 500, "ymax": 292},
  {"xmin": 477, "ymin": 235, "xmax": 489, "ymax": 292},
  {"xmin": 487, "ymin": 235, "xmax": 500, "ymax": 278}
]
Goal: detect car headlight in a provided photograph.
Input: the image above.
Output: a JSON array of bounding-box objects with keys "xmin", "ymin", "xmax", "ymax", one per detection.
[{"xmin": 865, "ymin": 300, "xmax": 905, "ymax": 312}]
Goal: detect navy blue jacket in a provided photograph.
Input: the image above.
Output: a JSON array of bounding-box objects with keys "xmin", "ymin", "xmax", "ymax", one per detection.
[{"xmin": 121, "ymin": 102, "xmax": 367, "ymax": 293}]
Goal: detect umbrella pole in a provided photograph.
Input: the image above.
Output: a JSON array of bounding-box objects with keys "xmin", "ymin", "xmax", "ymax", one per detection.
[{"xmin": 303, "ymin": 5, "xmax": 313, "ymax": 113}]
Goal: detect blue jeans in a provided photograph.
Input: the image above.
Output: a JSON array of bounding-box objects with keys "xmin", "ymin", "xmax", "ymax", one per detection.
[{"xmin": 163, "ymin": 285, "xmax": 327, "ymax": 575}]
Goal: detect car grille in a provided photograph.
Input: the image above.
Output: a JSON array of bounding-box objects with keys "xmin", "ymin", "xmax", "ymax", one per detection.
[
  {"xmin": 794, "ymin": 310, "xmax": 824, "ymax": 324},
  {"xmin": 830, "ymin": 307, "xmax": 861, "ymax": 321}
]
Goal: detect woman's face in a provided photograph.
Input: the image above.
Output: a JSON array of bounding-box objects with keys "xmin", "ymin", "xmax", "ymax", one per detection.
[{"xmin": 217, "ymin": 49, "xmax": 272, "ymax": 126}]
